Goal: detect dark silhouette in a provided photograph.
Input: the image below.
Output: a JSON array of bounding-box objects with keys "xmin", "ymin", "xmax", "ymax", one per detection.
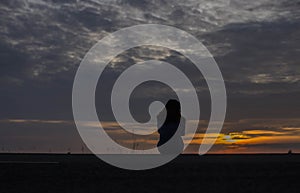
[{"xmin": 157, "ymin": 99, "xmax": 185, "ymax": 154}]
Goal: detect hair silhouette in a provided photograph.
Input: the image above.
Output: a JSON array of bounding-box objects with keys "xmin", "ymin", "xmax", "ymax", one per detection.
[{"xmin": 157, "ymin": 99, "xmax": 185, "ymax": 154}]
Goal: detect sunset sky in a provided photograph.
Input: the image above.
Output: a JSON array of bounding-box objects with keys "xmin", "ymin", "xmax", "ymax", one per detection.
[{"xmin": 0, "ymin": 0, "xmax": 300, "ymax": 154}]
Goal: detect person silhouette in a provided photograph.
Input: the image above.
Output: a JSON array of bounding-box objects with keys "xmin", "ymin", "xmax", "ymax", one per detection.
[{"xmin": 157, "ymin": 99, "xmax": 185, "ymax": 154}]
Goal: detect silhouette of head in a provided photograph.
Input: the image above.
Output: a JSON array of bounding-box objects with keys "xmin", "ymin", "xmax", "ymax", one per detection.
[{"xmin": 165, "ymin": 99, "xmax": 181, "ymax": 123}]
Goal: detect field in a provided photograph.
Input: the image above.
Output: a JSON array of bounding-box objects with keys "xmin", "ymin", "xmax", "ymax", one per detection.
[{"xmin": 1, "ymin": 154, "xmax": 300, "ymax": 193}]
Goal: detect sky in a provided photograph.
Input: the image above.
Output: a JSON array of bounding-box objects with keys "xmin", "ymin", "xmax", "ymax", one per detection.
[{"xmin": 0, "ymin": 0, "xmax": 300, "ymax": 154}]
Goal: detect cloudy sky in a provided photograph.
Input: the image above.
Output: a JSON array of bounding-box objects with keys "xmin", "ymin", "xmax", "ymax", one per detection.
[{"xmin": 0, "ymin": 0, "xmax": 300, "ymax": 154}]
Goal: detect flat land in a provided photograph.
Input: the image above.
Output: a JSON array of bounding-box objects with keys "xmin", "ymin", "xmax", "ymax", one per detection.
[{"xmin": 1, "ymin": 154, "xmax": 300, "ymax": 193}]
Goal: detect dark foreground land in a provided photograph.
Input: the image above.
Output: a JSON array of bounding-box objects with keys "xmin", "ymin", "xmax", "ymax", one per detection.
[{"xmin": 1, "ymin": 154, "xmax": 300, "ymax": 193}]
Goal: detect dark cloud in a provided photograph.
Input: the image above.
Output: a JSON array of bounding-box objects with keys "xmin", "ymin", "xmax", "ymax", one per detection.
[{"xmin": 0, "ymin": 119, "xmax": 86, "ymax": 153}]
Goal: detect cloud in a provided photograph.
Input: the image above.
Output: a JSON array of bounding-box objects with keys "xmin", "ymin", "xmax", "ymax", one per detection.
[
  {"xmin": 1, "ymin": 0, "xmax": 299, "ymax": 95},
  {"xmin": 1, "ymin": 0, "xmax": 298, "ymax": 80},
  {"xmin": 1, "ymin": 118, "xmax": 300, "ymax": 153}
]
